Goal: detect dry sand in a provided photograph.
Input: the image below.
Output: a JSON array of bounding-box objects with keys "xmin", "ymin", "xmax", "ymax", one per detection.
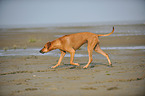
[{"xmin": 0, "ymin": 30, "xmax": 145, "ymax": 96}]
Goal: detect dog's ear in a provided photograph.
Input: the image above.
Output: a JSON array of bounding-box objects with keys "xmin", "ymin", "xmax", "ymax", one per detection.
[{"xmin": 47, "ymin": 42, "xmax": 51, "ymax": 49}]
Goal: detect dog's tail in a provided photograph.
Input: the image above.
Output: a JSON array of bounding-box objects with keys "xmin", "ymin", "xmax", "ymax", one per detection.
[{"xmin": 98, "ymin": 27, "xmax": 114, "ymax": 37}]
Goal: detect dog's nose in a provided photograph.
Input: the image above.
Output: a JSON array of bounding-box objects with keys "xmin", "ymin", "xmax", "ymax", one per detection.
[
  {"xmin": 39, "ymin": 50, "xmax": 45, "ymax": 54},
  {"xmin": 39, "ymin": 50, "xmax": 42, "ymax": 53}
]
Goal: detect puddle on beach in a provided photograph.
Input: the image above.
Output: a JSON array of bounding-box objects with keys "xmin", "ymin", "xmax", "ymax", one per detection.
[{"xmin": 0, "ymin": 46, "xmax": 145, "ymax": 57}]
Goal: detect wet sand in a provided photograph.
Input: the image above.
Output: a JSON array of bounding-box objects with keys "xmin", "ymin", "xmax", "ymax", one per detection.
[
  {"xmin": 0, "ymin": 31, "xmax": 145, "ymax": 49},
  {"xmin": 0, "ymin": 28, "xmax": 145, "ymax": 96}
]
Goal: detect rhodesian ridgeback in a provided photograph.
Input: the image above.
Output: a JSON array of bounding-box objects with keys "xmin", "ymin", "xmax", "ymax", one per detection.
[{"xmin": 40, "ymin": 27, "xmax": 114, "ymax": 68}]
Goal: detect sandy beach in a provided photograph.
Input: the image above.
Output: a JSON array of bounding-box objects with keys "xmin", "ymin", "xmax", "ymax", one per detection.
[{"xmin": 0, "ymin": 25, "xmax": 145, "ymax": 96}]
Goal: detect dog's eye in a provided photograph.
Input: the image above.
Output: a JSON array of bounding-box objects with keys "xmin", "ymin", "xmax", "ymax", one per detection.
[{"xmin": 44, "ymin": 46, "xmax": 46, "ymax": 48}]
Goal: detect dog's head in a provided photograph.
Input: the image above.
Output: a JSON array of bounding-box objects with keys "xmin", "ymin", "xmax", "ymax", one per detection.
[{"xmin": 39, "ymin": 42, "xmax": 51, "ymax": 54}]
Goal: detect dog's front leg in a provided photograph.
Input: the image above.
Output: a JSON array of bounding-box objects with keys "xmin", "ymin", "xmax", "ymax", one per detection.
[
  {"xmin": 51, "ymin": 50, "xmax": 66, "ymax": 68},
  {"xmin": 69, "ymin": 49, "xmax": 80, "ymax": 66}
]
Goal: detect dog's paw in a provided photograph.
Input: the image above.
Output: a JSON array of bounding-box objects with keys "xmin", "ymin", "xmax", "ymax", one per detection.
[
  {"xmin": 51, "ymin": 66, "xmax": 56, "ymax": 69},
  {"xmin": 71, "ymin": 63, "xmax": 80, "ymax": 66},
  {"xmin": 75, "ymin": 63, "xmax": 80, "ymax": 66},
  {"xmin": 107, "ymin": 64, "xmax": 113, "ymax": 67},
  {"xmin": 83, "ymin": 65, "xmax": 88, "ymax": 69}
]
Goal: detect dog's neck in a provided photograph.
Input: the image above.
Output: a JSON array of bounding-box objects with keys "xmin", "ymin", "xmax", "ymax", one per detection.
[{"xmin": 50, "ymin": 39, "xmax": 62, "ymax": 50}]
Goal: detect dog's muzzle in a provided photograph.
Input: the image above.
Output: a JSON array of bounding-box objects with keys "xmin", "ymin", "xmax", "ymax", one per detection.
[{"xmin": 39, "ymin": 50, "xmax": 45, "ymax": 54}]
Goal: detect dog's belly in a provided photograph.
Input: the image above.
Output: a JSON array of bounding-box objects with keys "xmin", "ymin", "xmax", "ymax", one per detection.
[
  {"xmin": 72, "ymin": 40, "xmax": 87, "ymax": 50},
  {"xmin": 68, "ymin": 34, "xmax": 88, "ymax": 50}
]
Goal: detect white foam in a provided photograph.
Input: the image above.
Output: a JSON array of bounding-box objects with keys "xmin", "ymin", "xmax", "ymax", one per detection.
[{"xmin": 0, "ymin": 46, "xmax": 145, "ymax": 56}]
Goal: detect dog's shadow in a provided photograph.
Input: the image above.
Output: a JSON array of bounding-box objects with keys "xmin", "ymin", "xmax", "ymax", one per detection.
[{"xmin": 54, "ymin": 62, "xmax": 110, "ymax": 69}]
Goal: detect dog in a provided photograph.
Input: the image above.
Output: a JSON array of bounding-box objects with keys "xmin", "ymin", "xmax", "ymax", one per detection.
[{"xmin": 40, "ymin": 27, "xmax": 114, "ymax": 68}]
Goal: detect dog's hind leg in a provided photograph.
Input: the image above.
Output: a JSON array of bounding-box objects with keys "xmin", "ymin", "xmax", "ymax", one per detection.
[
  {"xmin": 94, "ymin": 44, "xmax": 112, "ymax": 66},
  {"xmin": 83, "ymin": 39, "xmax": 98, "ymax": 68},
  {"xmin": 83, "ymin": 47, "xmax": 93, "ymax": 68}
]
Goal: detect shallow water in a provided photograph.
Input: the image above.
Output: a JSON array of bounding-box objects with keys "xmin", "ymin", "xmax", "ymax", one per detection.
[
  {"xmin": 1, "ymin": 24, "xmax": 145, "ymax": 34},
  {"xmin": 0, "ymin": 46, "xmax": 145, "ymax": 57}
]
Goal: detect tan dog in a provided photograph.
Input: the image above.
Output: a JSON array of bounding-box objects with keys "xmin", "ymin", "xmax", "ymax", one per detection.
[{"xmin": 40, "ymin": 27, "xmax": 114, "ymax": 68}]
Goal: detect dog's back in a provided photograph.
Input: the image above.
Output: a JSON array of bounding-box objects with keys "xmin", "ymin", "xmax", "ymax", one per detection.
[{"xmin": 58, "ymin": 32, "xmax": 98, "ymax": 50}]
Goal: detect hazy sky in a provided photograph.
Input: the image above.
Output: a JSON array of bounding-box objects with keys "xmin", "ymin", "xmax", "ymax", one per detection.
[{"xmin": 0, "ymin": 0, "xmax": 145, "ymax": 26}]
